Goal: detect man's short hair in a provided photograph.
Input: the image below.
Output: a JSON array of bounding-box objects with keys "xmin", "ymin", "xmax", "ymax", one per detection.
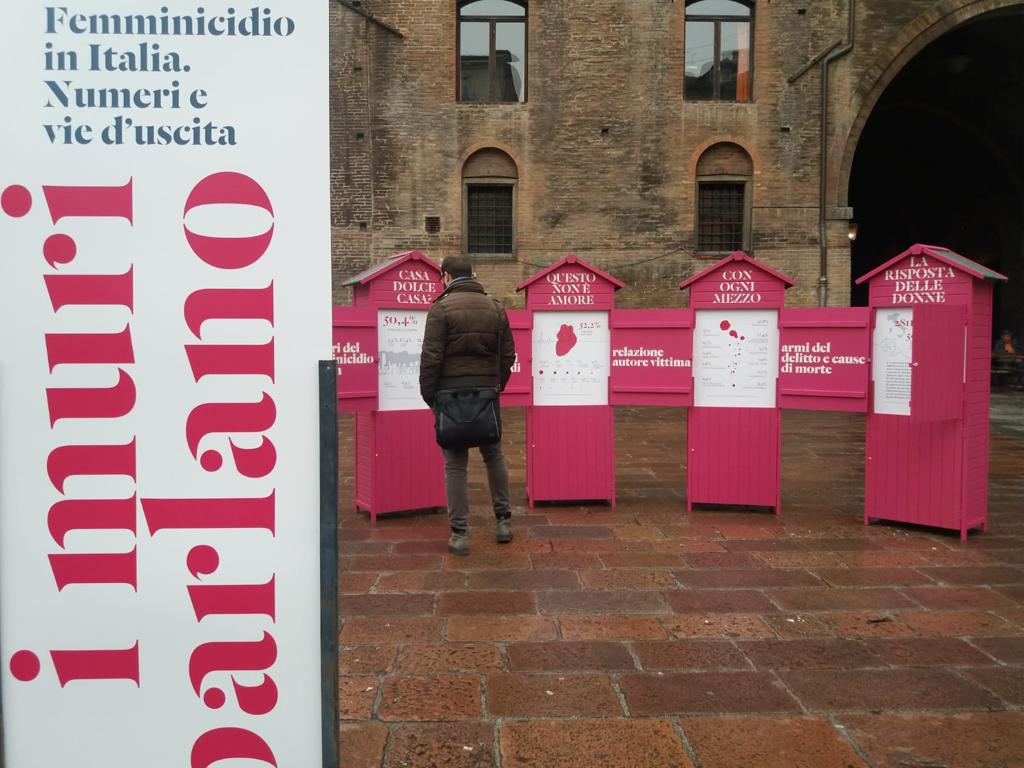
[{"xmin": 441, "ymin": 256, "xmax": 473, "ymax": 279}]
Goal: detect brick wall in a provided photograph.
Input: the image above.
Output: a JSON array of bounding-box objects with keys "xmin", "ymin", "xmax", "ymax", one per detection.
[{"xmin": 327, "ymin": 0, "xmax": 993, "ymax": 309}]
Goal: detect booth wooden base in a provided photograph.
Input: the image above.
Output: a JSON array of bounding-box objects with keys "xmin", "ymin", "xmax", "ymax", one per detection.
[
  {"xmin": 526, "ymin": 405, "xmax": 615, "ymax": 507},
  {"xmin": 865, "ymin": 513, "xmax": 987, "ymax": 542},
  {"xmin": 686, "ymin": 407, "xmax": 781, "ymax": 514},
  {"xmin": 355, "ymin": 410, "xmax": 446, "ymax": 522},
  {"xmin": 865, "ymin": 414, "xmax": 985, "ymax": 541}
]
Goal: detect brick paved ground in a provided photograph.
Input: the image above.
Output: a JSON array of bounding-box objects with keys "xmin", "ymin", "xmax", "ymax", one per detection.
[{"xmin": 339, "ymin": 395, "xmax": 1024, "ymax": 768}]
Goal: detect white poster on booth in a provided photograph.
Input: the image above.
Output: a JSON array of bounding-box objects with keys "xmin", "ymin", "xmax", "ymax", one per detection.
[
  {"xmin": 694, "ymin": 310, "xmax": 779, "ymax": 408},
  {"xmin": 378, "ymin": 309, "xmax": 429, "ymax": 412},
  {"xmin": 532, "ymin": 311, "xmax": 610, "ymax": 406},
  {"xmin": 872, "ymin": 308, "xmax": 913, "ymax": 416},
  {"xmin": 0, "ymin": 3, "xmax": 327, "ymax": 767}
]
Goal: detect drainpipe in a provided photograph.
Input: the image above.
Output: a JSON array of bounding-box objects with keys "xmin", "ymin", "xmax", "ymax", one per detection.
[{"xmin": 816, "ymin": 1, "xmax": 856, "ymax": 306}]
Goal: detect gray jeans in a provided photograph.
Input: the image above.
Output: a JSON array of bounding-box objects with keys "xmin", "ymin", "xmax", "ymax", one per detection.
[{"xmin": 442, "ymin": 441, "xmax": 511, "ymax": 532}]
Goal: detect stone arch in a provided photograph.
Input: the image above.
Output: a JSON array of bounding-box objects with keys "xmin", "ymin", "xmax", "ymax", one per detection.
[
  {"xmin": 835, "ymin": 0, "xmax": 1024, "ymax": 207},
  {"xmin": 462, "ymin": 147, "xmax": 518, "ymax": 179},
  {"xmin": 696, "ymin": 142, "xmax": 754, "ymax": 177},
  {"xmin": 457, "ymin": 142, "xmax": 521, "ymax": 176},
  {"xmin": 688, "ymin": 136, "xmax": 759, "ymax": 179}
]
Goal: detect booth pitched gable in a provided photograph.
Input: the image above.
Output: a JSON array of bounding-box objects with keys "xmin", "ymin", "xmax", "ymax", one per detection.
[{"xmin": 855, "ymin": 243, "xmax": 1007, "ymax": 286}]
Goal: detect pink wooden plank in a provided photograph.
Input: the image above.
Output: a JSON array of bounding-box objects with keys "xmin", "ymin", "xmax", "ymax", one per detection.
[
  {"xmin": 527, "ymin": 406, "xmax": 615, "ymax": 504},
  {"xmin": 687, "ymin": 407, "xmax": 780, "ymax": 510},
  {"xmin": 373, "ymin": 410, "xmax": 445, "ymax": 516},
  {"xmin": 910, "ymin": 304, "xmax": 965, "ymax": 423},
  {"xmin": 865, "ymin": 415, "xmax": 962, "ymax": 531},
  {"xmin": 501, "ymin": 309, "xmax": 532, "ymax": 407},
  {"xmin": 964, "ymin": 281, "xmax": 993, "ymax": 532},
  {"xmin": 333, "ymin": 306, "xmax": 378, "ymax": 412},
  {"xmin": 610, "ymin": 308, "xmax": 694, "ymax": 406},
  {"xmin": 355, "ymin": 412, "xmax": 374, "ymax": 516},
  {"xmin": 778, "ymin": 307, "xmax": 870, "ymax": 412}
]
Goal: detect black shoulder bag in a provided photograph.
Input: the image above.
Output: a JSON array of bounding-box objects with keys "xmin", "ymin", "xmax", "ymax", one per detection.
[{"xmin": 433, "ymin": 303, "xmax": 503, "ymax": 450}]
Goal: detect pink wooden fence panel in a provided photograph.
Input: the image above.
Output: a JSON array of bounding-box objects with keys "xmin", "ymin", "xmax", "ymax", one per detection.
[
  {"xmin": 778, "ymin": 307, "xmax": 870, "ymax": 412},
  {"xmin": 501, "ymin": 309, "xmax": 532, "ymax": 407},
  {"xmin": 333, "ymin": 305, "xmax": 378, "ymax": 412},
  {"xmin": 610, "ymin": 308, "xmax": 694, "ymax": 407}
]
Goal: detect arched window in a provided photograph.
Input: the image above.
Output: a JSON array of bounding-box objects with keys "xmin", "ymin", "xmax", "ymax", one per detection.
[
  {"xmin": 458, "ymin": 0, "xmax": 527, "ymax": 102},
  {"xmin": 695, "ymin": 142, "xmax": 753, "ymax": 254},
  {"xmin": 463, "ymin": 148, "xmax": 518, "ymax": 255},
  {"xmin": 685, "ymin": 0, "xmax": 753, "ymax": 101}
]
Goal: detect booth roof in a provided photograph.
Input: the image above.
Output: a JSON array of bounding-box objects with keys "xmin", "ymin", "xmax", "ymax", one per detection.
[
  {"xmin": 855, "ymin": 243, "xmax": 1008, "ymax": 285},
  {"xmin": 515, "ymin": 254, "xmax": 626, "ymax": 292},
  {"xmin": 678, "ymin": 250, "xmax": 796, "ymax": 290},
  {"xmin": 341, "ymin": 250, "xmax": 439, "ymax": 286}
]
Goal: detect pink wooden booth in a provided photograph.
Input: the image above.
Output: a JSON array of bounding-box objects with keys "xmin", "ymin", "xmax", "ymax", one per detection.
[
  {"xmin": 332, "ymin": 251, "xmax": 446, "ymax": 521},
  {"xmin": 680, "ymin": 252, "xmax": 794, "ymax": 514},
  {"xmin": 516, "ymin": 256, "xmax": 624, "ymax": 506},
  {"xmin": 855, "ymin": 244, "xmax": 1008, "ymax": 540},
  {"xmin": 509, "ymin": 255, "xmax": 693, "ymax": 506}
]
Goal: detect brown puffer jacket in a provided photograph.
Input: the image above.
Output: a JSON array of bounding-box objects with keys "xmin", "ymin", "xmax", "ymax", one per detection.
[{"xmin": 419, "ymin": 278, "xmax": 516, "ymax": 406}]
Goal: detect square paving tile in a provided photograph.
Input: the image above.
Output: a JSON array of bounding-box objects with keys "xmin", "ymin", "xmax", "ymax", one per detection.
[
  {"xmin": 681, "ymin": 715, "xmax": 868, "ymax": 768},
  {"xmin": 619, "ymin": 671, "xmax": 801, "ymax": 715},
  {"xmin": 780, "ymin": 668, "xmax": 1001, "ymax": 711},
  {"xmin": 500, "ymin": 719, "xmax": 694, "ymax": 768},
  {"xmin": 838, "ymin": 712, "xmax": 1024, "ymax": 768}
]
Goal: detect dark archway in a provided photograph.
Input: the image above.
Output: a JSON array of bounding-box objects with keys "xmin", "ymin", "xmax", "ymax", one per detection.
[{"xmin": 849, "ymin": 8, "xmax": 1024, "ymax": 338}]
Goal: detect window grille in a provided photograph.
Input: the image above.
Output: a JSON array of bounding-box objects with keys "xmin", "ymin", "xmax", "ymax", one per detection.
[
  {"xmin": 467, "ymin": 185, "xmax": 513, "ymax": 254},
  {"xmin": 697, "ymin": 182, "xmax": 745, "ymax": 252}
]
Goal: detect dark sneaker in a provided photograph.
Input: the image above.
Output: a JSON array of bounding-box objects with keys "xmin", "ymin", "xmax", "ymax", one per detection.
[
  {"xmin": 496, "ymin": 518, "xmax": 513, "ymax": 544},
  {"xmin": 448, "ymin": 530, "xmax": 469, "ymax": 556}
]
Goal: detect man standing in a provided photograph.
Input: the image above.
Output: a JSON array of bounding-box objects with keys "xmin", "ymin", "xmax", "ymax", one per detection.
[{"xmin": 420, "ymin": 256, "xmax": 516, "ymax": 556}]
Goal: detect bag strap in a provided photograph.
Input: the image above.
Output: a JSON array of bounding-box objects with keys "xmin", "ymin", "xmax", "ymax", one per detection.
[{"xmin": 493, "ymin": 300, "xmax": 503, "ymax": 389}]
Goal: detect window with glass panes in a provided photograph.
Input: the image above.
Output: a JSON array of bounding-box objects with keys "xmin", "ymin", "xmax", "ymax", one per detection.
[
  {"xmin": 685, "ymin": 0, "xmax": 753, "ymax": 101},
  {"xmin": 458, "ymin": 0, "xmax": 527, "ymax": 102},
  {"xmin": 467, "ymin": 185, "xmax": 514, "ymax": 254}
]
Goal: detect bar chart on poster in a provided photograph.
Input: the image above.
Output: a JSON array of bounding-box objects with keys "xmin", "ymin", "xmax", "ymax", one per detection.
[
  {"xmin": 872, "ymin": 308, "xmax": 913, "ymax": 416},
  {"xmin": 378, "ymin": 309, "xmax": 428, "ymax": 411},
  {"xmin": 693, "ymin": 309, "xmax": 778, "ymax": 408},
  {"xmin": 532, "ymin": 311, "xmax": 610, "ymax": 405}
]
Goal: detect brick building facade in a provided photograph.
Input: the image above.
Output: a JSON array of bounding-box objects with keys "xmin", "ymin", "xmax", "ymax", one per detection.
[{"xmin": 330, "ymin": 0, "xmax": 1023, "ymax": 319}]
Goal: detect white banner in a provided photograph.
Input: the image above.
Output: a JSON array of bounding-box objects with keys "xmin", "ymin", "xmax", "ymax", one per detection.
[
  {"xmin": 532, "ymin": 311, "xmax": 610, "ymax": 406},
  {"xmin": 872, "ymin": 308, "xmax": 913, "ymax": 416},
  {"xmin": 0, "ymin": 3, "xmax": 328, "ymax": 766},
  {"xmin": 693, "ymin": 309, "xmax": 779, "ymax": 408},
  {"xmin": 378, "ymin": 309, "xmax": 429, "ymax": 412}
]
